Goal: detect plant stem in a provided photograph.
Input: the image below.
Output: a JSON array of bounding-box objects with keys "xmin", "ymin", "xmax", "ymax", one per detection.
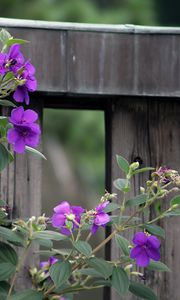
[
  {"xmin": 92, "ymin": 229, "xmax": 117, "ymax": 255},
  {"xmin": 7, "ymin": 243, "xmax": 31, "ymax": 299}
]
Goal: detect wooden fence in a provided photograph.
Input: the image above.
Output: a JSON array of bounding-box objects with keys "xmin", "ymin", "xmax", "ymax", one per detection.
[{"xmin": 0, "ymin": 18, "xmax": 180, "ymax": 299}]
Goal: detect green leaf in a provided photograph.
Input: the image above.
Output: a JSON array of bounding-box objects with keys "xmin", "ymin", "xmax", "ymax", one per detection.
[
  {"xmin": 5, "ymin": 38, "xmax": 28, "ymax": 47},
  {"xmin": 0, "ymin": 226, "xmax": 25, "ymax": 245},
  {"xmin": 93, "ymin": 279, "xmax": 111, "ymax": 287},
  {"xmin": 129, "ymin": 281, "xmax": 158, "ymax": 300},
  {"xmin": 9, "ymin": 290, "xmax": 43, "ymax": 300},
  {"xmin": 33, "ymin": 238, "xmax": 53, "ymax": 249},
  {"xmin": 32, "ymin": 230, "xmax": 68, "ymax": 241},
  {"xmin": 0, "ymin": 29, "xmax": 12, "ymax": 46},
  {"xmin": 148, "ymin": 261, "xmax": 171, "ymax": 272},
  {"xmin": 170, "ymin": 195, "xmax": 180, "ymax": 207},
  {"xmin": 74, "ymin": 240, "xmax": 92, "ymax": 257},
  {"xmin": 0, "ymin": 241, "xmax": 18, "ymax": 265},
  {"xmin": 0, "ymin": 144, "xmax": 11, "ymax": 172},
  {"xmin": 78, "ymin": 268, "xmax": 102, "ymax": 277},
  {"xmin": 115, "ymin": 234, "xmax": 130, "ymax": 256},
  {"xmin": 0, "ymin": 117, "xmax": 8, "ymax": 127},
  {"xmin": 113, "ymin": 178, "xmax": 130, "ymax": 192},
  {"xmin": 132, "ymin": 167, "xmax": 155, "ymax": 175},
  {"xmin": 0, "ymin": 262, "xmax": 16, "ymax": 281},
  {"xmin": 116, "ymin": 155, "xmax": 129, "ymax": 174},
  {"xmin": 126, "ymin": 194, "xmax": 147, "ymax": 207},
  {"xmin": 104, "ymin": 202, "xmax": 120, "ymax": 213},
  {"xmin": 111, "ymin": 266, "xmax": 129, "ymax": 295},
  {"xmin": 88, "ymin": 258, "xmax": 113, "ymax": 279},
  {"xmin": 0, "ymin": 281, "xmax": 10, "ymax": 300},
  {"xmin": 25, "ymin": 146, "xmax": 46, "ymax": 160},
  {"xmin": 49, "ymin": 261, "xmax": 71, "ymax": 288},
  {"xmin": 143, "ymin": 224, "xmax": 165, "ymax": 238},
  {"xmin": 0, "ymin": 100, "xmax": 17, "ymax": 107},
  {"xmin": 0, "ymin": 242, "xmax": 18, "ymax": 280}
]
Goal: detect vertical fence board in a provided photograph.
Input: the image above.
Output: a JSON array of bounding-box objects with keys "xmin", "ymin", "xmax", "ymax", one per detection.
[
  {"xmin": 110, "ymin": 98, "xmax": 180, "ymax": 300},
  {"xmin": 0, "ymin": 99, "xmax": 43, "ymax": 289}
]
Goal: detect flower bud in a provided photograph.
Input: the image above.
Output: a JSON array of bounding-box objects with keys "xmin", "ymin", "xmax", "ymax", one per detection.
[
  {"xmin": 140, "ymin": 187, "xmax": 145, "ymax": 194},
  {"xmin": 129, "ymin": 162, "xmax": 139, "ymax": 171},
  {"xmin": 37, "ymin": 214, "xmax": 47, "ymax": 225},
  {"xmin": 171, "ymin": 204, "xmax": 179, "ymax": 209}
]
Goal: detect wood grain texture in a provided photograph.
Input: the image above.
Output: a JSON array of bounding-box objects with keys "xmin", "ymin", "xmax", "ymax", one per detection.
[
  {"xmin": 0, "ymin": 99, "xmax": 43, "ymax": 289},
  {"xmin": 1, "ymin": 20, "xmax": 180, "ymax": 97},
  {"xmin": 110, "ymin": 98, "xmax": 180, "ymax": 300}
]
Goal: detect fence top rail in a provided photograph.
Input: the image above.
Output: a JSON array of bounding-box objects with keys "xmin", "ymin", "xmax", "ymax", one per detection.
[
  {"xmin": 1, "ymin": 18, "xmax": 180, "ymax": 98},
  {"xmin": 0, "ymin": 17, "xmax": 180, "ymax": 35}
]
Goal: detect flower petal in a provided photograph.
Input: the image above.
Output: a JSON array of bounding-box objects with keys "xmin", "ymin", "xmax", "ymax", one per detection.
[
  {"xmin": 130, "ymin": 246, "xmax": 142, "ymax": 259},
  {"xmin": 23, "ymin": 109, "xmax": 38, "ymax": 123},
  {"xmin": 94, "ymin": 212, "xmax": 110, "ymax": 225},
  {"xmin": 91, "ymin": 224, "xmax": 98, "ymax": 234},
  {"xmin": 54, "ymin": 201, "xmax": 71, "ymax": 214},
  {"xmin": 136, "ymin": 249, "xmax": 150, "ymax": 267},
  {"xmin": 13, "ymin": 86, "xmax": 25, "ymax": 103},
  {"xmin": 61, "ymin": 227, "xmax": 71, "ymax": 236},
  {"xmin": 14, "ymin": 138, "xmax": 25, "ymax": 153},
  {"xmin": 9, "ymin": 106, "xmax": 24, "ymax": 124},
  {"xmin": 96, "ymin": 201, "xmax": 109, "ymax": 212},
  {"xmin": 147, "ymin": 235, "xmax": 161, "ymax": 249},
  {"xmin": 133, "ymin": 232, "xmax": 148, "ymax": 246},
  {"xmin": 146, "ymin": 247, "xmax": 160, "ymax": 261},
  {"xmin": 7, "ymin": 128, "xmax": 19, "ymax": 143},
  {"xmin": 51, "ymin": 213, "xmax": 66, "ymax": 228},
  {"xmin": 71, "ymin": 206, "xmax": 85, "ymax": 215},
  {"xmin": 26, "ymin": 77, "xmax": 37, "ymax": 91}
]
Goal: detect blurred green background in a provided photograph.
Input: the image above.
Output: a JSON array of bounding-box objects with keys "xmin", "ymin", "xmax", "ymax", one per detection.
[{"xmin": 1, "ymin": 1, "xmax": 179, "ymax": 299}]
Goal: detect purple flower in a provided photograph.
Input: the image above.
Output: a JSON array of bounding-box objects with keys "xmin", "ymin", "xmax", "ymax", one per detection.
[
  {"xmin": 52, "ymin": 201, "xmax": 85, "ymax": 236},
  {"xmin": 40, "ymin": 256, "xmax": 58, "ymax": 272},
  {"xmin": 91, "ymin": 201, "xmax": 110, "ymax": 234},
  {"xmin": 7, "ymin": 106, "xmax": 41, "ymax": 153},
  {"xmin": 130, "ymin": 232, "xmax": 161, "ymax": 267},
  {"xmin": 13, "ymin": 61, "xmax": 37, "ymax": 105},
  {"xmin": 0, "ymin": 44, "xmax": 24, "ymax": 75}
]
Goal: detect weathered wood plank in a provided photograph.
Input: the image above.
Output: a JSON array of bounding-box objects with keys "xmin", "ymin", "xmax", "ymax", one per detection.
[
  {"xmin": 68, "ymin": 32, "xmax": 135, "ymax": 95},
  {"xmin": 0, "ymin": 99, "xmax": 43, "ymax": 289},
  {"xmin": 110, "ymin": 98, "xmax": 180, "ymax": 300},
  {"xmin": 1, "ymin": 18, "xmax": 180, "ymax": 35},
  {"xmin": 1, "ymin": 19, "xmax": 180, "ymax": 97}
]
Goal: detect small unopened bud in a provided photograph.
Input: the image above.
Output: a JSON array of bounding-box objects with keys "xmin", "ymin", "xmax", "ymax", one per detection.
[
  {"xmin": 66, "ymin": 213, "xmax": 75, "ymax": 221},
  {"xmin": 158, "ymin": 189, "xmax": 167, "ymax": 196},
  {"xmin": 29, "ymin": 267, "xmax": 38, "ymax": 277},
  {"xmin": 124, "ymin": 264, "xmax": 133, "ymax": 272},
  {"xmin": 140, "ymin": 187, "xmax": 145, "ymax": 194},
  {"xmin": 171, "ymin": 204, "xmax": 179, "ymax": 209},
  {"xmin": 37, "ymin": 214, "xmax": 47, "ymax": 225},
  {"xmin": 130, "ymin": 162, "xmax": 139, "ymax": 171},
  {"xmin": 146, "ymin": 180, "xmax": 152, "ymax": 186},
  {"xmin": 65, "ymin": 220, "xmax": 73, "ymax": 230},
  {"xmin": 131, "ymin": 271, "xmax": 144, "ymax": 277},
  {"xmin": 29, "ymin": 216, "xmax": 36, "ymax": 222}
]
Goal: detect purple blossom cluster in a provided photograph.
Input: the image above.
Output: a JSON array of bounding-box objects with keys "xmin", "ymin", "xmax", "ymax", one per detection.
[
  {"xmin": 51, "ymin": 200, "xmax": 111, "ymax": 236},
  {"xmin": 0, "ymin": 44, "xmax": 37, "ymax": 104},
  {"xmin": 7, "ymin": 106, "xmax": 41, "ymax": 153}
]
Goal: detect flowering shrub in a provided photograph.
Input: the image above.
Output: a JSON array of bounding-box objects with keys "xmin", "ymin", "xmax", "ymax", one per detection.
[{"xmin": 0, "ymin": 29, "xmax": 180, "ymax": 300}]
